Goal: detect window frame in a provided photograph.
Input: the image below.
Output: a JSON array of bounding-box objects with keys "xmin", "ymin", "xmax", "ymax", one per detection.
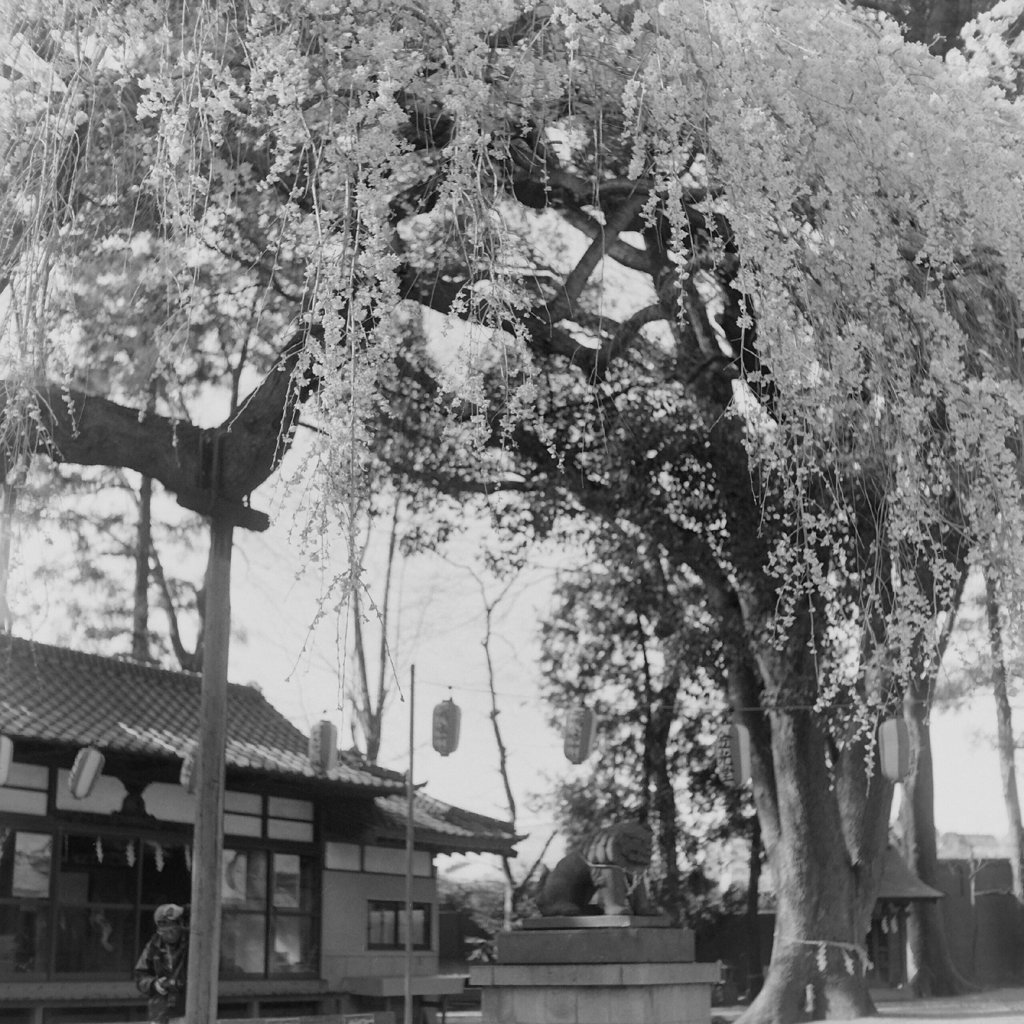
[
  {"xmin": 219, "ymin": 841, "xmax": 320, "ymax": 979},
  {"xmin": 0, "ymin": 825, "xmax": 55, "ymax": 980},
  {"xmin": 0, "ymin": 785, "xmax": 322, "ymax": 984},
  {"xmin": 366, "ymin": 900, "xmax": 431, "ymax": 951},
  {"xmin": 53, "ymin": 826, "xmax": 193, "ymax": 980},
  {"xmin": 0, "ymin": 819, "xmax": 196, "ymax": 982}
]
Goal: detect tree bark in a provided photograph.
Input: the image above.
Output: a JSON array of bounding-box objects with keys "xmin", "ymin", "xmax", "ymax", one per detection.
[
  {"xmin": 709, "ymin": 576, "xmax": 892, "ymax": 1022},
  {"xmin": 900, "ymin": 679, "xmax": 971, "ymax": 994},
  {"xmin": 739, "ymin": 703, "xmax": 879, "ymax": 1023},
  {"xmin": 894, "ymin": 555, "xmax": 974, "ymax": 995},
  {"xmin": 744, "ymin": 819, "xmax": 764, "ymax": 1000},
  {"xmin": 646, "ymin": 672, "xmax": 682, "ymax": 921},
  {"xmin": 985, "ymin": 574, "xmax": 1024, "ymax": 899},
  {"xmin": 647, "ymin": 718, "xmax": 681, "ymax": 916}
]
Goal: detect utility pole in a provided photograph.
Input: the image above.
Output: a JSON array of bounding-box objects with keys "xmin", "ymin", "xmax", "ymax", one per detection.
[
  {"xmin": 185, "ymin": 511, "xmax": 233, "ymax": 1024},
  {"xmin": 404, "ymin": 666, "xmax": 415, "ymax": 1024}
]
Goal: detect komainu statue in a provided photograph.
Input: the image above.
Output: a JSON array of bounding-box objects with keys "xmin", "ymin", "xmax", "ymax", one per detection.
[{"xmin": 536, "ymin": 822, "xmax": 658, "ymax": 917}]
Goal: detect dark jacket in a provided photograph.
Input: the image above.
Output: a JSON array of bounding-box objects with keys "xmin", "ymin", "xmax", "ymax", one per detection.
[{"xmin": 134, "ymin": 932, "xmax": 188, "ymax": 1023}]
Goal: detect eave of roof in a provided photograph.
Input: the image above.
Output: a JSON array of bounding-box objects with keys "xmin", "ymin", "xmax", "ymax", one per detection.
[
  {"xmin": 877, "ymin": 846, "xmax": 943, "ymax": 902},
  {"xmin": 1, "ymin": 636, "xmax": 521, "ymax": 855},
  {"xmin": 372, "ymin": 792, "xmax": 522, "ymax": 857}
]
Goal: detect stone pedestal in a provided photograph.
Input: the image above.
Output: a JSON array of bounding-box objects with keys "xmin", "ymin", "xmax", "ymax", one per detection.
[{"xmin": 468, "ymin": 917, "xmax": 720, "ymax": 1024}]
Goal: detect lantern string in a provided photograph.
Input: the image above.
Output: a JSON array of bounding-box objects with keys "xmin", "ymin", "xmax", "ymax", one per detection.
[
  {"xmin": 727, "ymin": 702, "xmax": 906, "ymax": 713},
  {"xmin": 415, "ymin": 678, "xmax": 917, "ymax": 714}
]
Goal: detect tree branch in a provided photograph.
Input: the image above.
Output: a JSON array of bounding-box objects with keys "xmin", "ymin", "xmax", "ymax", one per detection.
[
  {"xmin": 561, "ymin": 207, "xmax": 652, "ymax": 274},
  {"xmin": 4, "ymin": 330, "xmax": 307, "ymax": 530}
]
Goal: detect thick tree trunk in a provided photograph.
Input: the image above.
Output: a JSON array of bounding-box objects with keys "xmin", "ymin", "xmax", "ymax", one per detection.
[
  {"xmin": 900, "ymin": 684, "xmax": 971, "ymax": 994},
  {"xmin": 744, "ymin": 819, "xmax": 764, "ymax": 1001},
  {"xmin": 704, "ymin": 414, "xmax": 898, "ymax": 1021},
  {"xmin": 984, "ymin": 575, "xmax": 1024, "ymax": 899},
  {"xmin": 738, "ymin": 706, "xmax": 879, "ymax": 1023}
]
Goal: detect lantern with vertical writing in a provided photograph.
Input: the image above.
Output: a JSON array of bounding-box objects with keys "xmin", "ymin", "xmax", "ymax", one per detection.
[
  {"xmin": 308, "ymin": 720, "xmax": 339, "ymax": 774},
  {"xmin": 0, "ymin": 734, "xmax": 12, "ymax": 787},
  {"xmin": 179, "ymin": 741, "xmax": 197, "ymax": 794},
  {"xmin": 69, "ymin": 746, "xmax": 105, "ymax": 799},
  {"xmin": 563, "ymin": 707, "xmax": 598, "ymax": 764},
  {"xmin": 878, "ymin": 718, "xmax": 910, "ymax": 781},
  {"xmin": 716, "ymin": 722, "xmax": 751, "ymax": 787},
  {"xmin": 432, "ymin": 698, "xmax": 462, "ymax": 757}
]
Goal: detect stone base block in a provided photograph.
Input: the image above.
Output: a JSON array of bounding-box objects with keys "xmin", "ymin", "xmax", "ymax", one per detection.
[
  {"xmin": 497, "ymin": 926, "xmax": 694, "ymax": 964},
  {"xmin": 470, "ymin": 926, "xmax": 719, "ymax": 1024}
]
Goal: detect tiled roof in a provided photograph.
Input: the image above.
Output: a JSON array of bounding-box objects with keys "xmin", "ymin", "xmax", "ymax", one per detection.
[
  {"xmin": 0, "ymin": 636, "xmax": 520, "ymax": 855},
  {"xmin": 374, "ymin": 792, "xmax": 523, "ymax": 856},
  {"xmin": 0, "ymin": 635, "xmax": 400, "ymax": 792},
  {"xmin": 876, "ymin": 846, "xmax": 943, "ymax": 902}
]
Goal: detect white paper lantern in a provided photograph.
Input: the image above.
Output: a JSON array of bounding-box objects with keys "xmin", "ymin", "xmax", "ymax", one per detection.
[
  {"xmin": 563, "ymin": 707, "xmax": 599, "ymax": 764},
  {"xmin": 309, "ymin": 720, "xmax": 338, "ymax": 774},
  {"xmin": 878, "ymin": 718, "xmax": 910, "ymax": 781},
  {"xmin": 716, "ymin": 722, "xmax": 752, "ymax": 787},
  {"xmin": 69, "ymin": 746, "xmax": 105, "ymax": 799},
  {"xmin": 0, "ymin": 734, "xmax": 12, "ymax": 787},
  {"xmin": 432, "ymin": 698, "xmax": 462, "ymax": 757},
  {"xmin": 179, "ymin": 742, "xmax": 198, "ymax": 794}
]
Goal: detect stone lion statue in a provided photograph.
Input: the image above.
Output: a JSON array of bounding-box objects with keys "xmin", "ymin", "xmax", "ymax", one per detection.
[{"xmin": 536, "ymin": 822, "xmax": 658, "ymax": 917}]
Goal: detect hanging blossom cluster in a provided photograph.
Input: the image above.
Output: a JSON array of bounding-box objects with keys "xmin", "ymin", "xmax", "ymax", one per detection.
[
  {"xmin": 5, "ymin": 0, "xmax": 1024, "ymax": 693},
  {"xmin": 694, "ymin": 5, "xmax": 1024, "ymax": 700}
]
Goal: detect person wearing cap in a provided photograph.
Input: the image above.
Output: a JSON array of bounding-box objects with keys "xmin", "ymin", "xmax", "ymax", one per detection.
[{"xmin": 134, "ymin": 904, "xmax": 189, "ymax": 1023}]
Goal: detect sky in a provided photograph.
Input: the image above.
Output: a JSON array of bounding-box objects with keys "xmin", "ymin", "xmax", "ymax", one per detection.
[
  {"xmin": 226, "ymin": 495, "xmax": 574, "ymax": 870},
  {"xmin": 225, "ymin": 487, "xmax": 1024, "ymax": 865}
]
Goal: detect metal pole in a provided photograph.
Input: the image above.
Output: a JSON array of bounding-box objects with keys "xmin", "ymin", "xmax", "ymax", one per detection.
[
  {"xmin": 404, "ymin": 665, "xmax": 415, "ymax": 1024},
  {"xmin": 185, "ymin": 512, "xmax": 233, "ymax": 1024}
]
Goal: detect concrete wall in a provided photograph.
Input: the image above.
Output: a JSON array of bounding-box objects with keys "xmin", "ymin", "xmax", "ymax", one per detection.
[{"xmin": 321, "ymin": 850, "xmax": 440, "ymax": 987}]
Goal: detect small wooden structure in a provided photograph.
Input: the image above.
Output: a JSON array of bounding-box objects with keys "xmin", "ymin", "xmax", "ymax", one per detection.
[{"xmin": 866, "ymin": 846, "xmax": 943, "ymax": 993}]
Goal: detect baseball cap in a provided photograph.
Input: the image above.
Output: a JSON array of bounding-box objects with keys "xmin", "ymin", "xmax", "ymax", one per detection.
[{"xmin": 154, "ymin": 904, "xmax": 185, "ymax": 926}]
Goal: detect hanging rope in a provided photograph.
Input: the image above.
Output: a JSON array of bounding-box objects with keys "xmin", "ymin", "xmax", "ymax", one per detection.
[{"xmin": 779, "ymin": 935, "xmax": 872, "ymax": 977}]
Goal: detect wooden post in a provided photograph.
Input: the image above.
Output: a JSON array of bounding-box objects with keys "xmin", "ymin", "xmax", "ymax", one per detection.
[
  {"xmin": 186, "ymin": 512, "xmax": 234, "ymax": 1024},
  {"xmin": 404, "ymin": 666, "xmax": 415, "ymax": 1024}
]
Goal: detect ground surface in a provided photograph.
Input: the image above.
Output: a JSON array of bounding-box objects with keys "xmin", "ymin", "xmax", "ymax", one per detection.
[
  {"xmin": 444, "ymin": 985, "xmax": 1024, "ymax": 1023},
  {"xmin": 710, "ymin": 986, "xmax": 1024, "ymax": 1023}
]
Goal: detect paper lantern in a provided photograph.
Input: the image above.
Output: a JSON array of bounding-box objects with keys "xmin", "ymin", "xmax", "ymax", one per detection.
[
  {"xmin": 716, "ymin": 722, "xmax": 751, "ymax": 787},
  {"xmin": 878, "ymin": 718, "xmax": 910, "ymax": 781},
  {"xmin": 563, "ymin": 707, "xmax": 598, "ymax": 764},
  {"xmin": 308, "ymin": 720, "xmax": 338, "ymax": 774},
  {"xmin": 69, "ymin": 746, "xmax": 105, "ymax": 799},
  {"xmin": 0, "ymin": 734, "xmax": 12, "ymax": 787},
  {"xmin": 179, "ymin": 742, "xmax": 197, "ymax": 794},
  {"xmin": 432, "ymin": 698, "xmax": 461, "ymax": 757}
]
